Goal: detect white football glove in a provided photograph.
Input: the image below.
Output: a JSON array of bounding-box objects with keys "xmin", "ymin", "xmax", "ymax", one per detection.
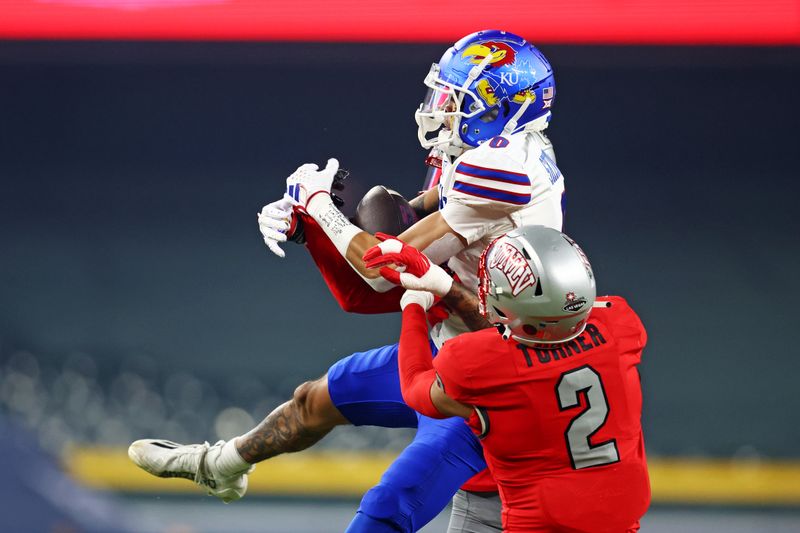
[
  {"xmin": 285, "ymin": 158, "xmax": 339, "ymax": 208},
  {"xmin": 362, "ymin": 233, "xmax": 454, "ymax": 297},
  {"xmin": 257, "ymin": 196, "xmax": 294, "ymax": 258},
  {"xmin": 400, "ymin": 290, "xmax": 435, "ymax": 311}
]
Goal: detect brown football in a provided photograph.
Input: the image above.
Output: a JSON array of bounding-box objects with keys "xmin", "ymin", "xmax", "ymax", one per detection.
[{"xmin": 352, "ymin": 185, "xmax": 419, "ymax": 236}]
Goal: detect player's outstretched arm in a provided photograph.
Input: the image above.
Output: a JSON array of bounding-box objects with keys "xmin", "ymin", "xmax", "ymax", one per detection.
[
  {"xmin": 284, "ymin": 158, "xmax": 466, "ymax": 290},
  {"xmin": 398, "ymin": 292, "xmax": 473, "ymax": 420},
  {"xmin": 315, "ymin": 196, "xmax": 464, "ymax": 283},
  {"xmin": 363, "ymin": 236, "xmax": 492, "ymax": 331},
  {"xmin": 346, "ymin": 209, "xmax": 463, "ymax": 279},
  {"xmin": 298, "ymin": 212, "xmax": 406, "ymax": 314}
]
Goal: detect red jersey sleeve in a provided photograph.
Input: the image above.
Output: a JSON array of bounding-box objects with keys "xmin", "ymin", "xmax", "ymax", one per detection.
[
  {"xmin": 433, "ymin": 329, "xmax": 508, "ymax": 406},
  {"xmin": 596, "ymin": 296, "xmax": 647, "ymax": 363},
  {"xmin": 432, "ymin": 337, "xmax": 477, "ymax": 405},
  {"xmin": 397, "ymin": 304, "xmax": 444, "ymax": 419},
  {"xmin": 299, "ymin": 210, "xmax": 404, "ymax": 314}
]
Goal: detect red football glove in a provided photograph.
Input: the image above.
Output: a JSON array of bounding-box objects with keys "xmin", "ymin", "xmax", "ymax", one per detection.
[{"xmin": 363, "ymin": 233, "xmax": 453, "ymax": 297}]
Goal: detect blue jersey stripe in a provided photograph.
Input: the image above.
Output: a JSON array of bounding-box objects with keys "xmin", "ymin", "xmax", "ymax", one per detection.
[
  {"xmin": 453, "ymin": 181, "xmax": 531, "ymax": 205},
  {"xmin": 455, "ymin": 162, "xmax": 530, "ymax": 186}
]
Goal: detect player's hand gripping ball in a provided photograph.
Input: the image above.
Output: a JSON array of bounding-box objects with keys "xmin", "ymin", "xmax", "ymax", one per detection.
[{"xmin": 363, "ymin": 233, "xmax": 453, "ymax": 297}]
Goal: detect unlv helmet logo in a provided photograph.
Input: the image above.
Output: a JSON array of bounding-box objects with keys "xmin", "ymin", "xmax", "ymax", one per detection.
[{"xmin": 488, "ymin": 242, "xmax": 537, "ymax": 296}]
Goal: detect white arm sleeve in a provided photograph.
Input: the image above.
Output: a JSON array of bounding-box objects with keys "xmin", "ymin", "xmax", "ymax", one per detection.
[{"xmin": 306, "ymin": 193, "xmax": 395, "ymax": 293}]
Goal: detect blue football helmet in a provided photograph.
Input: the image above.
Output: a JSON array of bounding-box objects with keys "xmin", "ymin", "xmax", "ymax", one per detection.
[{"xmin": 415, "ymin": 30, "xmax": 555, "ymax": 151}]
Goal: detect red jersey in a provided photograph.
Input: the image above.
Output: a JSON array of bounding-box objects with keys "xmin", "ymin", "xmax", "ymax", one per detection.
[{"xmin": 433, "ymin": 296, "xmax": 650, "ymax": 532}]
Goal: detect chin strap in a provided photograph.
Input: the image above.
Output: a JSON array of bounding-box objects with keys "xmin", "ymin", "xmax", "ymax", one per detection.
[
  {"xmin": 503, "ymin": 97, "xmax": 534, "ymax": 135},
  {"xmin": 501, "ymin": 109, "xmax": 552, "ymax": 138},
  {"xmin": 496, "ymin": 324, "xmax": 512, "ymax": 340},
  {"xmin": 465, "ymin": 54, "xmax": 494, "ymax": 87}
]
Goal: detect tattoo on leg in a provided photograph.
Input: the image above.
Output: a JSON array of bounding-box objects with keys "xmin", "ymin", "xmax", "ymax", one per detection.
[{"xmin": 236, "ymin": 400, "xmax": 330, "ymax": 463}]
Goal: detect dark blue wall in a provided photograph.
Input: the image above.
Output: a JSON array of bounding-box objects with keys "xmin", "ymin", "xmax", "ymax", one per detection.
[{"xmin": 1, "ymin": 42, "xmax": 799, "ymax": 457}]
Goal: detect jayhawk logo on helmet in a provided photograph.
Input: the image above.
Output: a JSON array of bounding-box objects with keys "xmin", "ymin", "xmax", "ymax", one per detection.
[{"xmin": 461, "ymin": 41, "xmax": 517, "ymax": 68}]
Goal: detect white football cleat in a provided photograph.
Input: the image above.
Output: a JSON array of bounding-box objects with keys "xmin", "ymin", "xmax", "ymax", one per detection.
[{"xmin": 128, "ymin": 439, "xmax": 254, "ymax": 503}]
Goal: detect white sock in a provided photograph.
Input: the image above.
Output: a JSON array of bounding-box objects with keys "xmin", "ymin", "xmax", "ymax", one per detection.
[{"xmin": 212, "ymin": 438, "xmax": 251, "ymax": 477}]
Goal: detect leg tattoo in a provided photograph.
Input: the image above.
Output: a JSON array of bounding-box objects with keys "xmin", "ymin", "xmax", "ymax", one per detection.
[
  {"xmin": 235, "ymin": 379, "xmax": 347, "ymax": 463},
  {"xmin": 236, "ymin": 400, "xmax": 330, "ymax": 463}
]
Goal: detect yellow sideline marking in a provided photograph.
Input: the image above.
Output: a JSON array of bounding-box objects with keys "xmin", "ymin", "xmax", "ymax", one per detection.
[
  {"xmin": 67, "ymin": 448, "xmax": 395, "ymax": 495},
  {"xmin": 65, "ymin": 447, "xmax": 800, "ymax": 505},
  {"xmin": 648, "ymin": 458, "xmax": 800, "ymax": 505}
]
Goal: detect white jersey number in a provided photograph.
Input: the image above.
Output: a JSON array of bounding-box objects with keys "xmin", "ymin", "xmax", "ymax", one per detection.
[{"xmin": 556, "ymin": 365, "xmax": 620, "ymax": 470}]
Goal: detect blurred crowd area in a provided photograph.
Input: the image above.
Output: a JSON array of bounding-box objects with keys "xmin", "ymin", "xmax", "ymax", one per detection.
[{"xmin": 0, "ymin": 346, "xmax": 415, "ymax": 457}]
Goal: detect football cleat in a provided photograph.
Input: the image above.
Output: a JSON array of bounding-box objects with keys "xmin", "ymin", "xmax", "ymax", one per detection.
[{"xmin": 128, "ymin": 439, "xmax": 254, "ymax": 503}]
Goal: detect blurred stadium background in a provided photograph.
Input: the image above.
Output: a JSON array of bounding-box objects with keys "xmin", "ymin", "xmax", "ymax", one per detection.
[{"xmin": 1, "ymin": 1, "xmax": 799, "ymax": 531}]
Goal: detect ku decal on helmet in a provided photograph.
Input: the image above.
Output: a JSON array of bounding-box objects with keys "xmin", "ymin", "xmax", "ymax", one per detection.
[
  {"xmin": 415, "ymin": 29, "xmax": 556, "ymax": 152},
  {"xmin": 478, "ymin": 226, "xmax": 596, "ymax": 345}
]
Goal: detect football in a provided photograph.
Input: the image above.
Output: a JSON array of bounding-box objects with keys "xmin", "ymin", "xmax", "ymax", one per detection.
[{"xmin": 352, "ymin": 185, "xmax": 419, "ymax": 236}]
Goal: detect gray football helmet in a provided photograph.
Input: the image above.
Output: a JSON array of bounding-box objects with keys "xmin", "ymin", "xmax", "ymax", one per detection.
[{"xmin": 478, "ymin": 225, "xmax": 596, "ymax": 345}]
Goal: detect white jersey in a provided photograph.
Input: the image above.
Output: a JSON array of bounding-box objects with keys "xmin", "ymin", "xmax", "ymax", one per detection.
[{"xmin": 430, "ymin": 131, "xmax": 565, "ymax": 348}]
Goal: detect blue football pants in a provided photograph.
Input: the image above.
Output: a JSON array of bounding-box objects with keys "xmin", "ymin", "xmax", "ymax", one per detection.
[{"xmin": 327, "ymin": 342, "xmax": 488, "ymax": 532}]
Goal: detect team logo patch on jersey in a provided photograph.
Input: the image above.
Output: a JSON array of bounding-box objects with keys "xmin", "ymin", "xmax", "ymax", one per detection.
[
  {"xmin": 563, "ymin": 291, "xmax": 588, "ymax": 312},
  {"xmin": 488, "ymin": 242, "xmax": 537, "ymax": 296}
]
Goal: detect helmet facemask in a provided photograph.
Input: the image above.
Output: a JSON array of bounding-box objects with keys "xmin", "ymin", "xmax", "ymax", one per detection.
[{"xmin": 415, "ymin": 59, "xmax": 493, "ymax": 152}]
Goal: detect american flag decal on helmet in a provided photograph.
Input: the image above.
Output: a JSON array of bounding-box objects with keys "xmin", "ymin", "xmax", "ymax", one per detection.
[{"xmin": 542, "ymin": 86, "xmax": 555, "ymax": 108}]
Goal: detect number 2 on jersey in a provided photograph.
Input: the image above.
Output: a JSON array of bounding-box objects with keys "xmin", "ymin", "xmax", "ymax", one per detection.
[{"xmin": 556, "ymin": 365, "xmax": 619, "ymax": 470}]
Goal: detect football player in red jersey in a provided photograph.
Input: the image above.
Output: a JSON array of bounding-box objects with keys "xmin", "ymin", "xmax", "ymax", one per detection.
[{"xmin": 364, "ymin": 225, "xmax": 650, "ymax": 532}]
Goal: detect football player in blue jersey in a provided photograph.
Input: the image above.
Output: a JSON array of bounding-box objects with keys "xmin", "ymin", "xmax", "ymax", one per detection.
[{"xmin": 130, "ymin": 30, "xmax": 566, "ymax": 533}]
